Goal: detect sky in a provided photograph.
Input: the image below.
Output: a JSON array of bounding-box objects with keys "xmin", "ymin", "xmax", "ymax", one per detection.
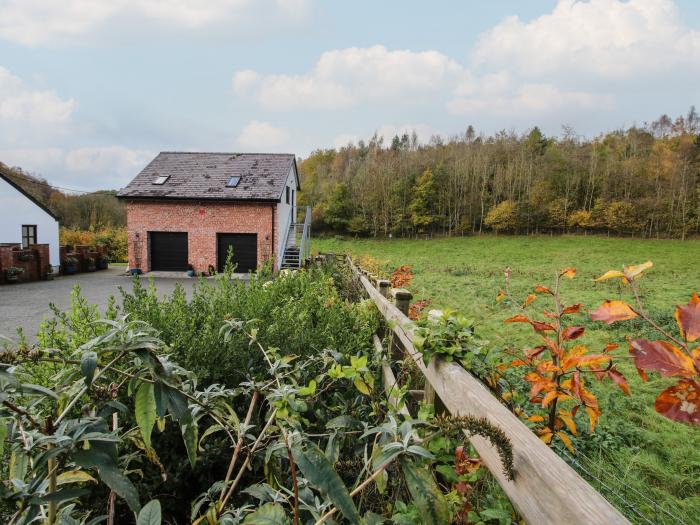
[{"xmin": 0, "ymin": 0, "xmax": 699, "ymax": 191}]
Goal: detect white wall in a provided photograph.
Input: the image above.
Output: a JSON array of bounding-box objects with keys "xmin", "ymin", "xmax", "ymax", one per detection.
[
  {"xmin": 276, "ymin": 164, "xmax": 298, "ymax": 260},
  {"xmin": 0, "ymin": 176, "xmax": 60, "ymax": 267}
]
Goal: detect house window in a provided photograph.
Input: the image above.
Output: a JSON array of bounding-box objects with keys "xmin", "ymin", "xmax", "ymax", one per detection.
[
  {"xmin": 152, "ymin": 175, "xmax": 169, "ymax": 185},
  {"xmin": 22, "ymin": 225, "xmax": 37, "ymax": 248},
  {"xmin": 285, "ymin": 186, "xmax": 290, "ymax": 204},
  {"xmin": 227, "ymin": 176, "xmax": 241, "ymax": 187},
  {"xmin": 291, "ymin": 189, "xmax": 295, "ymax": 206}
]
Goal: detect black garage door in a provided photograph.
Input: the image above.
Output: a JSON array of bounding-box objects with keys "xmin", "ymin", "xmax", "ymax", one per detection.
[
  {"xmin": 150, "ymin": 232, "xmax": 188, "ymax": 271},
  {"xmin": 217, "ymin": 233, "xmax": 257, "ymax": 273}
]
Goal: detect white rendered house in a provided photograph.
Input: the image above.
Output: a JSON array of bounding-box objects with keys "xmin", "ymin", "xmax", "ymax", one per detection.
[{"xmin": 0, "ymin": 171, "xmax": 60, "ymax": 270}]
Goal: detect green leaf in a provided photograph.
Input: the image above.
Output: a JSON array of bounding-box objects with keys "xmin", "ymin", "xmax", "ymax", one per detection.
[
  {"xmin": 73, "ymin": 449, "xmax": 141, "ymax": 513},
  {"xmin": 40, "ymin": 487, "xmax": 89, "ymax": 503},
  {"xmin": 163, "ymin": 384, "xmax": 189, "ymax": 422},
  {"xmin": 135, "ymin": 383, "xmax": 156, "ymax": 450},
  {"xmin": 298, "ymin": 379, "xmax": 317, "ymax": 396},
  {"xmin": 20, "ymin": 382, "xmax": 58, "ymax": 399},
  {"xmin": 182, "ymin": 420, "xmax": 198, "ymax": 467},
  {"xmin": 9, "ymin": 449, "xmax": 28, "ymax": 481},
  {"xmin": 137, "ymin": 499, "xmax": 162, "ymax": 525},
  {"xmin": 242, "ymin": 502, "xmax": 289, "ymax": 524},
  {"xmin": 56, "ymin": 470, "xmax": 98, "ymax": 486},
  {"xmin": 291, "ymin": 440, "xmax": 360, "ymax": 525},
  {"xmin": 400, "ymin": 458, "xmax": 449, "ymax": 525},
  {"xmin": 80, "ymin": 351, "xmax": 98, "ymax": 386},
  {"xmin": 0, "ymin": 418, "xmax": 7, "ymax": 456},
  {"xmin": 353, "ymin": 377, "xmax": 371, "ymax": 395}
]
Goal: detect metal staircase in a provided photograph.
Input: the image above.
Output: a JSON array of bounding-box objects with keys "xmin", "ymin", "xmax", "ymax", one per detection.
[{"xmin": 280, "ymin": 206, "xmax": 311, "ymax": 270}]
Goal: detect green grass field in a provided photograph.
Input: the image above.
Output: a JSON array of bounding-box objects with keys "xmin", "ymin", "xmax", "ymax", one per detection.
[{"xmin": 314, "ymin": 234, "xmax": 700, "ymax": 524}]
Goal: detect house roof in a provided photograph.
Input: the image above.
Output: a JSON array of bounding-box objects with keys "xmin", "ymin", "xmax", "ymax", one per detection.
[
  {"xmin": 0, "ymin": 168, "xmax": 59, "ymax": 221},
  {"xmin": 117, "ymin": 152, "xmax": 299, "ymax": 202}
]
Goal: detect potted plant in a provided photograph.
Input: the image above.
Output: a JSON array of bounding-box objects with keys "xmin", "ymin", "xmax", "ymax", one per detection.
[
  {"xmin": 186, "ymin": 264, "xmax": 195, "ymax": 277},
  {"xmin": 97, "ymin": 257, "xmax": 109, "ymax": 270},
  {"xmin": 63, "ymin": 256, "xmax": 78, "ymax": 275},
  {"xmin": 87, "ymin": 257, "xmax": 97, "ymax": 272},
  {"xmin": 17, "ymin": 251, "xmax": 33, "ymax": 261},
  {"xmin": 129, "ymin": 268, "xmax": 143, "ymax": 276},
  {"xmin": 46, "ymin": 265, "xmax": 54, "ymax": 281},
  {"xmin": 5, "ymin": 267, "xmax": 24, "ymax": 283}
]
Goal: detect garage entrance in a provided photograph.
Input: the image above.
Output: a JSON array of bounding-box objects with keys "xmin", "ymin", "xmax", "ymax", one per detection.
[
  {"xmin": 217, "ymin": 233, "xmax": 257, "ymax": 273},
  {"xmin": 149, "ymin": 232, "xmax": 188, "ymax": 271}
]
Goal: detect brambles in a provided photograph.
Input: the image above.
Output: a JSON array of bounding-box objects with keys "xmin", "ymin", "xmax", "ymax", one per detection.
[
  {"xmin": 500, "ymin": 267, "xmax": 629, "ymax": 452},
  {"xmin": 592, "ymin": 262, "xmax": 700, "ymax": 425}
]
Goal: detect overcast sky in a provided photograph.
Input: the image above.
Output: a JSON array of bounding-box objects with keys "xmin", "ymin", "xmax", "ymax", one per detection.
[{"xmin": 1, "ymin": 0, "xmax": 699, "ymax": 191}]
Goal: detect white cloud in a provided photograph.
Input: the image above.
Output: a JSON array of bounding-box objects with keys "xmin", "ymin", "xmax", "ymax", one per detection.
[
  {"xmin": 473, "ymin": 0, "xmax": 700, "ymax": 78},
  {"xmin": 237, "ymin": 120, "xmax": 291, "ymax": 151},
  {"xmin": 0, "ymin": 66, "xmax": 76, "ymax": 144},
  {"xmin": 0, "ymin": 146, "xmax": 153, "ymax": 190},
  {"xmin": 449, "ymin": 82, "xmax": 613, "ymax": 117},
  {"xmin": 0, "ymin": 0, "xmax": 312, "ymax": 46},
  {"xmin": 233, "ymin": 45, "xmax": 466, "ymax": 111}
]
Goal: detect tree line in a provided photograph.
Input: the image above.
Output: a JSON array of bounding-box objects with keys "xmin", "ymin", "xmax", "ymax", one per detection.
[
  {"xmin": 298, "ymin": 108, "xmax": 700, "ymax": 240},
  {"xmin": 1, "ymin": 162, "xmax": 125, "ymax": 229}
]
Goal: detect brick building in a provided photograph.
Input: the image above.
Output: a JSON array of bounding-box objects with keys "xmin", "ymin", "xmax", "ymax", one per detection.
[{"xmin": 117, "ymin": 152, "xmax": 302, "ymax": 273}]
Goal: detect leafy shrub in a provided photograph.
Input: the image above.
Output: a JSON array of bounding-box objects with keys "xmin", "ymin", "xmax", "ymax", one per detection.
[{"xmin": 60, "ymin": 227, "xmax": 127, "ymax": 262}]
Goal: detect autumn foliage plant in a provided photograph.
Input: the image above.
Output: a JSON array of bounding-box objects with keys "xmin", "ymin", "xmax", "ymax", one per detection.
[
  {"xmin": 591, "ymin": 262, "xmax": 700, "ymax": 425},
  {"xmin": 498, "ymin": 267, "xmax": 629, "ymax": 453}
]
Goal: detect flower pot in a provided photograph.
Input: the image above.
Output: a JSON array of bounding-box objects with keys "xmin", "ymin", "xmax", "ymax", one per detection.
[
  {"xmin": 64, "ymin": 264, "xmax": 77, "ymax": 275},
  {"xmin": 6, "ymin": 274, "xmax": 19, "ymax": 282},
  {"xmin": 186, "ymin": 270, "xmax": 195, "ymax": 277},
  {"xmin": 130, "ymin": 268, "xmax": 143, "ymax": 276},
  {"xmin": 98, "ymin": 260, "xmax": 109, "ymax": 270}
]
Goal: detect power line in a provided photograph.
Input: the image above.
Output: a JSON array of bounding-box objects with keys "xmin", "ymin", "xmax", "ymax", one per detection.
[{"xmin": 4, "ymin": 170, "xmax": 95, "ymax": 195}]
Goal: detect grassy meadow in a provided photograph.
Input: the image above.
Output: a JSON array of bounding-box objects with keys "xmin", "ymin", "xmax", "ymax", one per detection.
[{"xmin": 314, "ymin": 234, "xmax": 700, "ymax": 524}]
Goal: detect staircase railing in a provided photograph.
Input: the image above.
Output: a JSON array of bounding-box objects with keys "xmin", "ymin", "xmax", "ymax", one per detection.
[
  {"xmin": 298, "ymin": 206, "xmax": 311, "ymax": 267},
  {"xmin": 278, "ymin": 211, "xmax": 293, "ymax": 271}
]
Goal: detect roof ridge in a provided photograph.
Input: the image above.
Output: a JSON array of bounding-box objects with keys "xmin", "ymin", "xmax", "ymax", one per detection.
[{"xmin": 158, "ymin": 151, "xmax": 295, "ymax": 156}]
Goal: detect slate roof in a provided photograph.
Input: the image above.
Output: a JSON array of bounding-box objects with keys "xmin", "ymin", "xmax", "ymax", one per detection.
[{"xmin": 117, "ymin": 152, "xmax": 299, "ymax": 201}]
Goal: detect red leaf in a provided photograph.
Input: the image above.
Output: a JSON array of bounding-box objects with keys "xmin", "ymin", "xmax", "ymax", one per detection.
[
  {"xmin": 534, "ymin": 285, "xmax": 552, "ymax": 294},
  {"xmin": 563, "ymin": 326, "xmax": 585, "ymax": 340},
  {"xmin": 525, "ymin": 346, "xmax": 547, "ymax": 359},
  {"xmin": 505, "ymin": 314, "xmax": 530, "ymax": 324},
  {"xmin": 630, "ymin": 339, "xmax": 697, "ymax": 378},
  {"xmin": 675, "ymin": 292, "xmax": 700, "ymax": 342},
  {"xmin": 562, "ymin": 304, "xmax": 582, "ymax": 315},
  {"xmin": 608, "ymin": 368, "xmax": 630, "ymax": 395},
  {"xmin": 532, "ymin": 321, "xmax": 556, "ymax": 332},
  {"xmin": 603, "ymin": 342, "xmax": 619, "ymax": 353},
  {"xmin": 654, "ymin": 379, "xmax": 700, "ymax": 425},
  {"xmin": 590, "ymin": 300, "xmax": 638, "ymax": 324}
]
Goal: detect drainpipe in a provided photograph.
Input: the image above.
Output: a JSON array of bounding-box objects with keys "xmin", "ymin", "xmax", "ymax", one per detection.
[{"xmin": 271, "ymin": 204, "xmax": 275, "ymax": 269}]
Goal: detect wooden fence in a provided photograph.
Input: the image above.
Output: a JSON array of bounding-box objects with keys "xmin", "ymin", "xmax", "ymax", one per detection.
[{"xmin": 343, "ymin": 255, "xmax": 630, "ymax": 525}]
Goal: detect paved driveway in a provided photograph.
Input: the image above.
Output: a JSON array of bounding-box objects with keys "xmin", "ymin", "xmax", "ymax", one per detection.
[{"xmin": 0, "ymin": 268, "xmax": 197, "ymax": 342}]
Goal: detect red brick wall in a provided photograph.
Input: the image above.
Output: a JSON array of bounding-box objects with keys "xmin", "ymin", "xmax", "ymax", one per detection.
[{"xmin": 126, "ymin": 200, "xmax": 277, "ymax": 273}]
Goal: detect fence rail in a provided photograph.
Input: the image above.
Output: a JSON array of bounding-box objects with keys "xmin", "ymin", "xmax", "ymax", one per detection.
[{"xmin": 345, "ymin": 255, "xmax": 630, "ymax": 525}]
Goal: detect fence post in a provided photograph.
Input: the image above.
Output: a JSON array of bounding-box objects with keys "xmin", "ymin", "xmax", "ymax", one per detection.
[
  {"xmin": 377, "ymin": 280, "xmax": 391, "ymax": 298},
  {"xmin": 392, "ymin": 289, "xmax": 412, "ymax": 316}
]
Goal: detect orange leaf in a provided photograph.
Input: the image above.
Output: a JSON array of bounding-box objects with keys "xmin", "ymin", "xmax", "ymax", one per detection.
[
  {"xmin": 630, "ymin": 339, "xmax": 697, "ymax": 378},
  {"xmin": 525, "ymin": 346, "xmax": 547, "ymax": 359},
  {"xmin": 692, "ymin": 348, "xmax": 700, "ymax": 370},
  {"xmin": 534, "ymin": 285, "xmax": 552, "ymax": 294},
  {"xmin": 603, "ymin": 342, "xmax": 619, "ymax": 353},
  {"xmin": 654, "ymin": 379, "xmax": 700, "ymax": 425},
  {"xmin": 558, "ymin": 411, "xmax": 577, "ymax": 435},
  {"xmin": 530, "ymin": 380, "xmax": 555, "ymax": 398},
  {"xmin": 576, "ymin": 354, "xmax": 611, "ymax": 369},
  {"xmin": 590, "ymin": 300, "xmax": 638, "ymax": 324},
  {"xmin": 541, "ymin": 390, "xmax": 559, "ymax": 408},
  {"xmin": 556, "ymin": 431, "xmax": 575, "ymax": 453},
  {"xmin": 538, "ymin": 429, "xmax": 553, "ymax": 444},
  {"xmin": 527, "ymin": 414, "xmax": 545, "ymax": 422},
  {"xmin": 562, "ymin": 304, "xmax": 582, "ymax": 315},
  {"xmin": 523, "ymin": 294, "xmax": 537, "ymax": 308},
  {"xmin": 531, "ymin": 321, "xmax": 556, "ymax": 332},
  {"xmin": 509, "ymin": 359, "xmax": 529, "ymax": 367},
  {"xmin": 675, "ymin": 292, "xmax": 700, "ymax": 342},
  {"xmin": 496, "ymin": 290, "xmax": 507, "ymax": 302},
  {"xmin": 608, "ymin": 368, "xmax": 630, "ymax": 395},
  {"xmin": 560, "ymin": 267, "xmax": 576, "ymax": 279},
  {"xmin": 505, "ymin": 314, "xmax": 530, "ymax": 324},
  {"xmin": 562, "ymin": 326, "xmax": 585, "ymax": 340},
  {"xmin": 585, "ymin": 406, "xmax": 600, "ymax": 432}
]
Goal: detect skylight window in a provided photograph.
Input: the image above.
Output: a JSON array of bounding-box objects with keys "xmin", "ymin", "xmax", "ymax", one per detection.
[
  {"xmin": 227, "ymin": 176, "xmax": 241, "ymax": 188},
  {"xmin": 153, "ymin": 175, "xmax": 169, "ymax": 185}
]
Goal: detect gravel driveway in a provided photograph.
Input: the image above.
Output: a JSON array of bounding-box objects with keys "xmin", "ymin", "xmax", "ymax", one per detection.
[{"xmin": 0, "ymin": 267, "xmax": 197, "ymax": 342}]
